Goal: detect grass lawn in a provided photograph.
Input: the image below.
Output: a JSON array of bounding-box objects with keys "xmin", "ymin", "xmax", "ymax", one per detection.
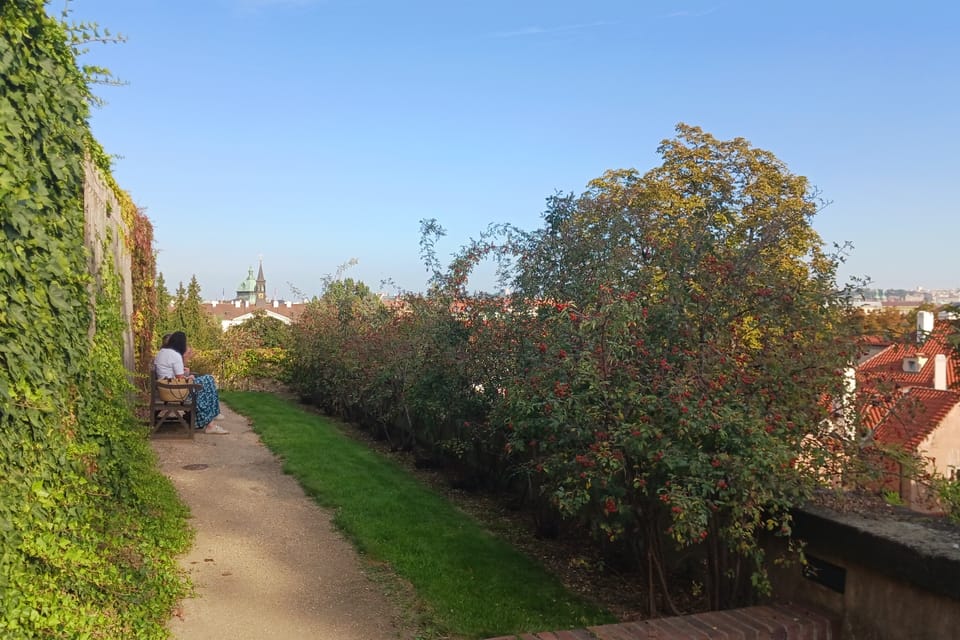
[{"xmin": 221, "ymin": 391, "xmax": 614, "ymax": 639}]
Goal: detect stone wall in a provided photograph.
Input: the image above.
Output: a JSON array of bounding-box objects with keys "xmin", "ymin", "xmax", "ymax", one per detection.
[
  {"xmin": 770, "ymin": 505, "xmax": 960, "ymax": 640},
  {"xmin": 83, "ymin": 157, "xmax": 135, "ymax": 372}
]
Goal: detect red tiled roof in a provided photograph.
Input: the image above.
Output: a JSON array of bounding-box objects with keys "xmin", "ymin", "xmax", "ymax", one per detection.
[
  {"xmin": 881, "ymin": 300, "xmax": 925, "ymax": 308},
  {"xmin": 854, "ymin": 320, "xmax": 960, "ymax": 451},
  {"xmin": 873, "ymin": 388, "xmax": 960, "ymax": 449},
  {"xmin": 202, "ymin": 302, "xmax": 308, "ymax": 323},
  {"xmin": 857, "ymin": 320, "xmax": 958, "ymax": 391},
  {"xmin": 861, "ymin": 392, "xmax": 898, "ymax": 430}
]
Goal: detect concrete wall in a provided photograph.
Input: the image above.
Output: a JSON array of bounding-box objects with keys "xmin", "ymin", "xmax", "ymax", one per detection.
[
  {"xmin": 83, "ymin": 157, "xmax": 135, "ymax": 372},
  {"xmin": 770, "ymin": 506, "xmax": 960, "ymax": 640}
]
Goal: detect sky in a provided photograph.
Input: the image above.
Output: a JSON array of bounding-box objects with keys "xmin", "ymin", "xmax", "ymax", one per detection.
[{"xmin": 66, "ymin": 0, "xmax": 960, "ymax": 300}]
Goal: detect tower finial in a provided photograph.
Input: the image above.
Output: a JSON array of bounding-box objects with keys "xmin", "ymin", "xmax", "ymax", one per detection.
[{"xmin": 255, "ymin": 255, "xmax": 267, "ymax": 302}]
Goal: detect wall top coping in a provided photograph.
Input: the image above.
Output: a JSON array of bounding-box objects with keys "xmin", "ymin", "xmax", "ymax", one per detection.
[{"xmin": 794, "ymin": 504, "xmax": 960, "ymax": 600}]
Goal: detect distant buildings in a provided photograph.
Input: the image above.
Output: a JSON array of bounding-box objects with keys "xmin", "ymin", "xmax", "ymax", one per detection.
[
  {"xmin": 856, "ymin": 311, "xmax": 960, "ymax": 506},
  {"xmin": 854, "ymin": 286, "xmax": 960, "ymax": 313},
  {"xmin": 202, "ymin": 259, "xmax": 308, "ymax": 331}
]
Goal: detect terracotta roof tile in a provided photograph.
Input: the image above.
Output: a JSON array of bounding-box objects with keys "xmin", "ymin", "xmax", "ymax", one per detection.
[
  {"xmin": 862, "ymin": 396, "xmax": 896, "ymax": 430},
  {"xmin": 873, "ymin": 388, "xmax": 960, "ymax": 449},
  {"xmin": 857, "ymin": 320, "xmax": 958, "ymax": 391},
  {"xmin": 854, "ymin": 320, "xmax": 960, "ymax": 450}
]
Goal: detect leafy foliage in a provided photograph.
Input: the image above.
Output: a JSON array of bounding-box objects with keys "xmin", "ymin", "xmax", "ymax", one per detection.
[
  {"xmin": 323, "ymin": 276, "xmax": 376, "ymax": 305},
  {"xmin": 185, "ymin": 311, "xmax": 292, "ymax": 389},
  {"xmin": 227, "ymin": 309, "xmax": 291, "ymax": 349},
  {"xmin": 938, "ymin": 477, "xmax": 960, "ymax": 524},
  {"xmin": 0, "ymin": 4, "xmax": 190, "ymax": 636},
  {"xmin": 499, "ymin": 125, "xmax": 859, "ymax": 608},
  {"xmin": 848, "ymin": 307, "xmax": 912, "ymax": 341},
  {"xmin": 126, "ymin": 192, "xmax": 159, "ymax": 391},
  {"xmin": 155, "ymin": 271, "xmax": 172, "ymax": 344},
  {"xmin": 157, "ymin": 274, "xmax": 221, "ymax": 350},
  {"xmin": 286, "ymin": 125, "xmax": 861, "ymax": 612}
]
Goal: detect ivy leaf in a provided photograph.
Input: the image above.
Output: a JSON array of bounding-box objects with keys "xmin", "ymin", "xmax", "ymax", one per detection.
[{"xmin": 47, "ymin": 282, "xmax": 69, "ymax": 311}]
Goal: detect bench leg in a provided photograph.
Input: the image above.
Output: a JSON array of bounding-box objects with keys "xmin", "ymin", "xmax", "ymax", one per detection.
[{"xmin": 152, "ymin": 405, "xmax": 196, "ymax": 438}]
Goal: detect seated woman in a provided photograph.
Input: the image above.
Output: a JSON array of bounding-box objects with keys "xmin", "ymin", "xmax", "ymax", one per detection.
[{"xmin": 154, "ymin": 331, "xmax": 228, "ymax": 434}]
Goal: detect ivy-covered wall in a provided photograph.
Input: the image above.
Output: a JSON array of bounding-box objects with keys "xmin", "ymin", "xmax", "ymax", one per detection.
[
  {"xmin": 83, "ymin": 156, "xmax": 135, "ymax": 372},
  {"xmin": 0, "ymin": 2, "xmax": 190, "ymax": 637}
]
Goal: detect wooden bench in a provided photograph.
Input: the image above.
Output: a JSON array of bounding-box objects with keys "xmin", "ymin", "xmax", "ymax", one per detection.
[{"xmin": 150, "ymin": 371, "xmax": 202, "ymax": 438}]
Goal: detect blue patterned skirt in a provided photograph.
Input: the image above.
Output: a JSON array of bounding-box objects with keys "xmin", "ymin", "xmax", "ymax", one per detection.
[{"xmin": 193, "ymin": 374, "xmax": 221, "ymax": 428}]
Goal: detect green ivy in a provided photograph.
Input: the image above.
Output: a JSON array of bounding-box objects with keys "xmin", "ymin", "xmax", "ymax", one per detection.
[
  {"xmin": 0, "ymin": 3, "xmax": 190, "ymax": 637},
  {"xmin": 936, "ymin": 476, "xmax": 960, "ymax": 524}
]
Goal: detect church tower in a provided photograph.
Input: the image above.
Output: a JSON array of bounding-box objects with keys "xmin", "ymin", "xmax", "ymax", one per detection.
[
  {"xmin": 236, "ymin": 267, "xmax": 257, "ymax": 303},
  {"xmin": 255, "ymin": 258, "xmax": 267, "ymax": 305}
]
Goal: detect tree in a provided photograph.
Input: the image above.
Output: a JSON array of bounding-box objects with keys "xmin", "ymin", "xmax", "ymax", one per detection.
[
  {"xmin": 322, "ymin": 277, "xmax": 382, "ymax": 325},
  {"xmin": 183, "ymin": 275, "xmax": 220, "ymax": 350},
  {"xmin": 162, "ymin": 276, "xmax": 220, "ymax": 351},
  {"xmin": 500, "ymin": 124, "xmax": 858, "ymax": 611},
  {"xmin": 227, "ymin": 310, "xmax": 290, "ymax": 349},
  {"xmin": 849, "ymin": 307, "xmax": 911, "ymax": 340},
  {"xmin": 323, "ymin": 277, "xmax": 375, "ymax": 304}
]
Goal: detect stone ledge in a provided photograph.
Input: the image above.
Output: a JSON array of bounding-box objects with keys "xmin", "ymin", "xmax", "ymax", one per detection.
[{"xmin": 792, "ymin": 504, "xmax": 960, "ymax": 601}]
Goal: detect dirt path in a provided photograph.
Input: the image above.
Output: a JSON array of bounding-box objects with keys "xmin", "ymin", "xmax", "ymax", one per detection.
[{"xmin": 151, "ymin": 403, "xmax": 407, "ymax": 640}]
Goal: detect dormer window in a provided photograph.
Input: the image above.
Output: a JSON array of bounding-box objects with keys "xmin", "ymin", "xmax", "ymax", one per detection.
[{"xmin": 902, "ymin": 354, "xmax": 927, "ymax": 372}]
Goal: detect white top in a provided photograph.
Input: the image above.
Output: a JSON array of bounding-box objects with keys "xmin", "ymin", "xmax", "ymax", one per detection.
[{"xmin": 154, "ymin": 348, "xmax": 185, "ymax": 379}]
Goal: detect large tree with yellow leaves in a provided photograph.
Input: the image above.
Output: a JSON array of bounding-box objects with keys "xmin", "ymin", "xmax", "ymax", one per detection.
[{"xmin": 499, "ymin": 124, "xmax": 859, "ymax": 611}]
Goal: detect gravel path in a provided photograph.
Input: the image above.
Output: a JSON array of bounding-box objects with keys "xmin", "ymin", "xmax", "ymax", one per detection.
[{"xmin": 151, "ymin": 403, "xmax": 406, "ymax": 640}]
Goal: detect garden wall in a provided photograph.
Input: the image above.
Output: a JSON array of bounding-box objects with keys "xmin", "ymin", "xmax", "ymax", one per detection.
[
  {"xmin": 501, "ymin": 509, "xmax": 959, "ymax": 640},
  {"xmin": 83, "ymin": 157, "xmax": 135, "ymax": 372},
  {"xmin": 770, "ymin": 505, "xmax": 960, "ymax": 640},
  {"xmin": 0, "ymin": 4, "xmax": 189, "ymax": 636}
]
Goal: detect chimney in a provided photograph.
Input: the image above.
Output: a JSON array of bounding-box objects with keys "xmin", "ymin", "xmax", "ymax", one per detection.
[
  {"xmin": 286, "ymin": 301, "xmax": 292, "ymax": 308},
  {"xmin": 832, "ymin": 367, "xmax": 858, "ymax": 439},
  {"xmin": 234, "ymin": 300, "xmax": 241, "ymax": 308},
  {"xmin": 211, "ymin": 301, "xmax": 217, "ymax": 308},
  {"xmin": 273, "ymin": 300, "xmax": 279, "ymax": 308},
  {"xmin": 935, "ymin": 354, "xmax": 948, "ymax": 391},
  {"xmin": 917, "ymin": 310, "xmax": 934, "ymax": 342}
]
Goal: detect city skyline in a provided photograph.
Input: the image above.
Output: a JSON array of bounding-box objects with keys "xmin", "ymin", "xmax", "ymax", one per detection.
[
  {"xmin": 69, "ymin": 0, "xmax": 960, "ymax": 299},
  {"xmin": 162, "ymin": 257, "xmax": 960, "ymax": 304}
]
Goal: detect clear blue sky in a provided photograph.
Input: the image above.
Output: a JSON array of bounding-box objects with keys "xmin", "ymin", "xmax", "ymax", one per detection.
[{"xmin": 68, "ymin": 0, "xmax": 959, "ymax": 300}]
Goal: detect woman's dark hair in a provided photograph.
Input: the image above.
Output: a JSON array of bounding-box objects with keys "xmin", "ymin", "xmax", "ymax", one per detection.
[
  {"xmin": 160, "ymin": 333, "xmax": 172, "ymax": 348},
  {"xmin": 166, "ymin": 331, "xmax": 188, "ymax": 355}
]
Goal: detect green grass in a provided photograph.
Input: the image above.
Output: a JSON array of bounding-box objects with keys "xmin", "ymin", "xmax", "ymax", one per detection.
[{"xmin": 221, "ymin": 391, "xmax": 613, "ymax": 639}]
